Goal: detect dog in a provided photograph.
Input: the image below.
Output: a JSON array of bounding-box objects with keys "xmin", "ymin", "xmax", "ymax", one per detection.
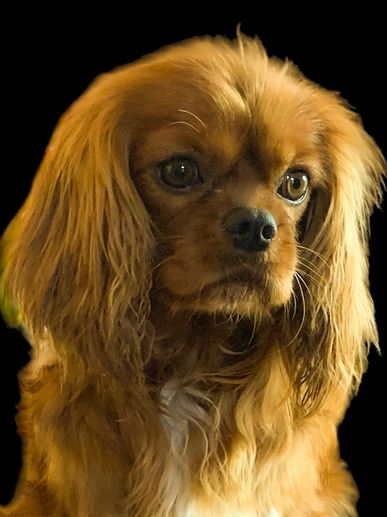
[{"xmin": 0, "ymin": 34, "xmax": 385, "ymax": 516}]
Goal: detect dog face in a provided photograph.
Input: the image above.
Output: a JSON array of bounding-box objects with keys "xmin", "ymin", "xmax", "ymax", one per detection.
[{"xmin": 129, "ymin": 50, "xmax": 328, "ymax": 318}]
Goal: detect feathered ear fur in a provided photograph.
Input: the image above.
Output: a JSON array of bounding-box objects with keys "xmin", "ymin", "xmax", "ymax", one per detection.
[
  {"xmin": 290, "ymin": 92, "xmax": 385, "ymax": 412},
  {"xmin": 0, "ymin": 70, "xmax": 155, "ymax": 381},
  {"xmin": 0, "ymin": 69, "xmax": 173, "ymax": 514}
]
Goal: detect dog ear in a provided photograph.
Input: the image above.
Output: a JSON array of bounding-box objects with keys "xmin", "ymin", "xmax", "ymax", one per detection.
[
  {"xmin": 0, "ymin": 69, "xmax": 155, "ymax": 381},
  {"xmin": 292, "ymin": 94, "xmax": 385, "ymax": 412}
]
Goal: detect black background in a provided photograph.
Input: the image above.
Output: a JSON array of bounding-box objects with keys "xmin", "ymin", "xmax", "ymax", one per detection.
[{"xmin": 1, "ymin": 8, "xmax": 385, "ymax": 516}]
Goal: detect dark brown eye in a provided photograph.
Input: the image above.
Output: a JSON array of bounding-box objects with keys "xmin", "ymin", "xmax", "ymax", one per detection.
[
  {"xmin": 277, "ymin": 169, "xmax": 309, "ymax": 204},
  {"xmin": 158, "ymin": 157, "xmax": 202, "ymax": 191}
]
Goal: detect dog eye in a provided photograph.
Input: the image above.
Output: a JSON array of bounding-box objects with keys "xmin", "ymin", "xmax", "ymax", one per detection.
[
  {"xmin": 158, "ymin": 157, "xmax": 203, "ymax": 190},
  {"xmin": 277, "ymin": 169, "xmax": 309, "ymax": 204}
]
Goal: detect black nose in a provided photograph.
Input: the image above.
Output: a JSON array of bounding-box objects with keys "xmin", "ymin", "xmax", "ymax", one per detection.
[{"xmin": 222, "ymin": 207, "xmax": 277, "ymax": 252}]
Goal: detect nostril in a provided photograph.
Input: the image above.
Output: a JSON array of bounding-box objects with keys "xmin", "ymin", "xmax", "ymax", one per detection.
[
  {"xmin": 224, "ymin": 208, "xmax": 256, "ymax": 237},
  {"xmin": 238, "ymin": 220, "xmax": 252, "ymax": 235},
  {"xmin": 261, "ymin": 223, "xmax": 276, "ymax": 241}
]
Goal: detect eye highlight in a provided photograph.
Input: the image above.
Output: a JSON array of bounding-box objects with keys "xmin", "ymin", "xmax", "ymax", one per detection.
[
  {"xmin": 158, "ymin": 156, "xmax": 203, "ymax": 191},
  {"xmin": 277, "ymin": 168, "xmax": 309, "ymax": 204}
]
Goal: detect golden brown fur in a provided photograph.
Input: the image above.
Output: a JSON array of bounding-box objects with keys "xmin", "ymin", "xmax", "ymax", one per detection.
[{"xmin": 0, "ymin": 35, "xmax": 385, "ymax": 516}]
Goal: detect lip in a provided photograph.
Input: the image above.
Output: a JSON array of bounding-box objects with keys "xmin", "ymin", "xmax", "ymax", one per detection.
[
  {"xmin": 163, "ymin": 267, "xmax": 265, "ymax": 302},
  {"xmin": 199, "ymin": 269, "xmax": 263, "ymax": 294},
  {"xmin": 221, "ymin": 270, "xmax": 261, "ymax": 285}
]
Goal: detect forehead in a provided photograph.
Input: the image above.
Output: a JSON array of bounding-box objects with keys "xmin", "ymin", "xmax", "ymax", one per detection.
[{"xmin": 129, "ymin": 42, "xmax": 325, "ymax": 173}]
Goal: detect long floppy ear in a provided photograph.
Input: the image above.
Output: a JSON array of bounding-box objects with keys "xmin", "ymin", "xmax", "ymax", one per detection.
[
  {"xmin": 0, "ymin": 69, "xmax": 154, "ymax": 382},
  {"xmin": 291, "ymin": 94, "xmax": 385, "ymax": 412}
]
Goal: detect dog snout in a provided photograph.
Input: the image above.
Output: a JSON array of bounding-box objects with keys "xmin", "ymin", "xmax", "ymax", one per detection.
[{"xmin": 222, "ymin": 207, "xmax": 277, "ymax": 252}]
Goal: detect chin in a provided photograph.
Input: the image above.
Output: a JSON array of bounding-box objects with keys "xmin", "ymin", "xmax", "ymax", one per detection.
[
  {"xmin": 156, "ymin": 243, "xmax": 297, "ymax": 320},
  {"xmin": 160, "ymin": 273, "xmax": 295, "ymax": 319}
]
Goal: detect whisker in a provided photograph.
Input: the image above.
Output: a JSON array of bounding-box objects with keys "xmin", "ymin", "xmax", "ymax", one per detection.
[
  {"xmin": 295, "ymin": 268, "xmax": 318, "ymax": 289},
  {"xmin": 178, "ymin": 109, "xmax": 206, "ymax": 128},
  {"xmin": 296, "ymin": 262, "xmax": 324, "ymax": 285},
  {"xmin": 155, "ymin": 234, "xmax": 185, "ymax": 243},
  {"xmin": 282, "ymin": 272, "xmax": 306, "ymax": 348},
  {"xmin": 296, "ymin": 244, "xmax": 331, "ymax": 270},
  {"xmin": 152, "ymin": 255, "xmax": 177, "ymax": 272},
  {"xmin": 291, "ymin": 289, "xmax": 298, "ymax": 320},
  {"xmin": 284, "ymin": 290, "xmax": 295, "ymax": 322},
  {"xmin": 166, "ymin": 120, "xmax": 200, "ymax": 133},
  {"xmin": 295, "ymin": 270, "xmax": 312, "ymax": 300}
]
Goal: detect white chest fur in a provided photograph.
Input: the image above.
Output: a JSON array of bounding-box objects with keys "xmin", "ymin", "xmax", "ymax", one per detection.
[
  {"xmin": 182, "ymin": 504, "xmax": 281, "ymax": 517},
  {"xmin": 160, "ymin": 382, "xmax": 281, "ymax": 517}
]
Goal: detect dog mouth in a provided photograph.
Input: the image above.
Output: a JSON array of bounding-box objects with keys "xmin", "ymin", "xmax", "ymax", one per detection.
[
  {"xmin": 210, "ymin": 269, "xmax": 263, "ymax": 289},
  {"xmin": 160, "ymin": 263, "xmax": 282, "ymax": 316},
  {"xmin": 186, "ymin": 268, "xmax": 266, "ymax": 300}
]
